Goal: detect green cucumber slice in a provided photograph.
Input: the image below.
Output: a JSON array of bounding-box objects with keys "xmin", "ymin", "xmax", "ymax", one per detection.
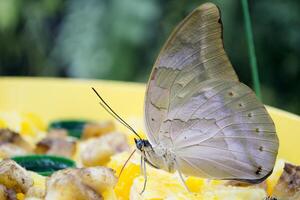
[
  {"xmin": 12, "ymin": 155, "xmax": 76, "ymax": 176},
  {"xmin": 48, "ymin": 120, "xmax": 88, "ymax": 138}
]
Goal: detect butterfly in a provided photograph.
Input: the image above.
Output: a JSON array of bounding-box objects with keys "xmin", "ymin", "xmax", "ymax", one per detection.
[{"xmin": 93, "ymin": 2, "xmax": 279, "ymax": 193}]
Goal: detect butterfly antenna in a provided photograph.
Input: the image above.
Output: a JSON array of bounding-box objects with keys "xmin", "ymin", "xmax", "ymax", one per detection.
[
  {"xmin": 92, "ymin": 87, "xmax": 142, "ymax": 139},
  {"xmin": 118, "ymin": 149, "xmax": 136, "ymax": 178}
]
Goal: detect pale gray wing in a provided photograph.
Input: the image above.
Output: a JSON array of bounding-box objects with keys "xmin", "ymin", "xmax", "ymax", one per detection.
[
  {"xmin": 144, "ymin": 2, "xmax": 279, "ymax": 182},
  {"xmin": 144, "ymin": 3, "xmax": 237, "ymax": 145},
  {"xmin": 161, "ymin": 79, "xmax": 278, "ymax": 181}
]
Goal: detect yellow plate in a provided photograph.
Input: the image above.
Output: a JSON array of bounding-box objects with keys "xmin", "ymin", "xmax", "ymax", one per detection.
[{"xmin": 0, "ymin": 77, "xmax": 299, "ymax": 164}]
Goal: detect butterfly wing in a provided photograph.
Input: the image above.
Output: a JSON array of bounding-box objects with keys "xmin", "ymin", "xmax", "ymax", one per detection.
[
  {"xmin": 145, "ymin": 3, "xmax": 238, "ymax": 144},
  {"xmin": 165, "ymin": 80, "xmax": 278, "ymax": 181},
  {"xmin": 144, "ymin": 3, "xmax": 279, "ymax": 182}
]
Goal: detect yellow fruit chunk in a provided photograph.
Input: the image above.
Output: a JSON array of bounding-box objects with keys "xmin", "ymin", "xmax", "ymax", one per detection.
[
  {"xmin": 1, "ymin": 169, "xmax": 45, "ymax": 200},
  {"xmin": 200, "ymin": 186, "xmax": 266, "ymax": 200},
  {"xmin": 131, "ymin": 170, "xmax": 267, "ymax": 200},
  {"xmin": 206, "ymin": 179, "xmax": 226, "ymax": 187},
  {"xmin": 266, "ymin": 159, "xmax": 285, "ymax": 195},
  {"xmin": 24, "ymin": 171, "xmax": 46, "ymax": 199},
  {"xmin": 102, "ymin": 188, "xmax": 118, "ymax": 200},
  {"xmin": 107, "ymin": 152, "xmax": 141, "ymax": 200},
  {"xmin": 130, "ymin": 168, "xmax": 197, "ymax": 200},
  {"xmin": 20, "ymin": 113, "xmax": 46, "ymax": 144},
  {"xmin": 21, "ymin": 112, "xmax": 46, "ymax": 132},
  {"xmin": 0, "ymin": 119, "xmax": 7, "ymax": 128},
  {"xmin": 20, "ymin": 121, "xmax": 36, "ymax": 137},
  {"xmin": 29, "ymin": 171, "xmax": 46, "ymax": 190},
  {"xmin": 185, "ymin": 176, "xmax": 205, "ymax": 193},
  {"xmin": 0, "ymin": 112, "xmax": 22, "ymax": 131},
  {"xmin": 16, "ymin": 193, "xmax": 25, "ymax": 200},
  {"xmin": 108, "ymin": 150, "xmax": 270, "ymax": 199},
  {"xmin": 0, "ymin": 112, "xmax": 46, "ymax": 144},
  {"xmin": 113, "ymin": 161, "xmax": 140, "ymax": 199}
]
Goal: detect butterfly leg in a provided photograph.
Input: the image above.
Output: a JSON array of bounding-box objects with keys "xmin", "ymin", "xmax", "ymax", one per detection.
[
  {"xmin": 175, "ymin": 160, "xmax": 190, "ymax": 192},
  {"xmin": 140, "ymin": 155, "xmax": 144, "ymax": 175},
  {"xmin": 140, "ymin": 156, "xmax": 148, "ymax": 195}
]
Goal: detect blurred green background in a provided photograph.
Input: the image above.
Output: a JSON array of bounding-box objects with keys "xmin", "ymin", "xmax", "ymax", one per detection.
[{"xmin": 0, "ymin": 0, "xmax": 299, "ymax": 114}]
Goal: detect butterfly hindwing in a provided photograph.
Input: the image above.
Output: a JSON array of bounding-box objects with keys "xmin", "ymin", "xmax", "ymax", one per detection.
[{"xmin": 169, "ymin": 81, "xmax": 278, "ymax": 181}]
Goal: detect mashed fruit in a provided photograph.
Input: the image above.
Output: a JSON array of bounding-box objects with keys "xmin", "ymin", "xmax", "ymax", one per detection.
[{"xmin": 0, "ymin": 112, "xmax": 295, "ymax": 199}]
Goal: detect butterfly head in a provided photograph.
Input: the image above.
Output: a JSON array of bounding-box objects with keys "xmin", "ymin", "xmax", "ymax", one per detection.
[{"xmin": 134, "ymin": 138, "xmax": 151, "ymax": 152}]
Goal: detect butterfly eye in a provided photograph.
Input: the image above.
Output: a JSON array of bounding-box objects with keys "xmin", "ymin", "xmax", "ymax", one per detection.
[
  {"xmin": 134, "ymin": 139, "xmax": 143, "ymax": 150},
  {"xmin": 228, "ymin": 91, "xmax": 234, "ymax": 96},
  {"xmin": 238, "ymin": 103, "xmax": 243, "ymax": 107},
  {"xmin": 259, "ymin": 146, "xmax": 263, "ymax": 151},
  {"xmin": 248, "ymin": 113, "xmax": 252, "ymax": 118},
  {"xmin": 255, "ymin": 128, "xmax": 260, "ymax": 133}
]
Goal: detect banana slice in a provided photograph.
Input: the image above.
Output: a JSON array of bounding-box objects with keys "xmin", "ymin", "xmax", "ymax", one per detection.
[
  {"xmin": 272, "ymin": 162, "xmax": 300, "ymax": 199},
  {"xmin": 81, "ymin": 132, "xmax": 129, "ymax": 166},
  {"xmin": 45, "ymin": 167, "xmax": 117, "ymax": 200},
  {"xmin": 0, "ymin": 159, "xmax": 33, "ymax": 193}
]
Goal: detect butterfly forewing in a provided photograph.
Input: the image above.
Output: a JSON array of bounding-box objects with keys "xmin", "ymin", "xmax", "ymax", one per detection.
[
  {"xmin": 145, "ymin": 3, "xmax": 237, "ymax": 143},
  {"xmin": 144, "ymin": 3, "xmax": 279, "ymax": 182}
]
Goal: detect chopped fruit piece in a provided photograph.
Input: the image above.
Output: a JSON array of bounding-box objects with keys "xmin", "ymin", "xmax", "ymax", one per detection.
[
  {"xmin": 185, "ymin": 176, "xmax": 205, "ymax": 193},
  {"xmin": 47, "ymin": 129, "xmax": 68, "ymax": 138},
  {"xmin": 0, "ymin": 184, "xmax": 17, "ymax": 200},
  {"xmin": 224, "ymin": 180, "xmax": 267, "ymax": 191},
  {"xmin": 0, "ymin": 112, "xmax": 46, "ymax": 145},
  {"xmin": 16, "ymin": 193, "xmax": 25, "ymax": 200},
  {"xmin": 45, "ymin": 167, "xmax": 117, "ymax": 200},
  {"xmin": 21, "ymin": 113, "xmax": 46, "ymax": 132},
  {"xmin": 272, "ymin": 162, "xmax": 300, "ymax": 199},
  {"xmin": 108, "ymin": 152, "xmax": 141, "ymax": 200},
  {"xmin": 46, "ymin": 173, "xmax": 102, "ymax": 200},
  {"xmin": 0, "ymin": 185, "xmax": 7, "ymax": 199},
  {"xmin": 20, "ymin": 113, "xmax": 46, "ymax": 138},
  {"xmin": 130, "ymin": 167, "xmax": 267, "ymax": 200},
  {"xmin": 81, "ymin": 132, "xmax": 129, "ymax": 167},
  {"xmin": 0, "ymin": 129, "xmax": 33, "ymax": 152},
  {"xmin": 76, "ymin": 167, "xmax": 117, "ymax": 194},
  {"xmin": 200, "ymin": 186, "xmax": 267, "ymax": 200},
  {"xmin": 0, "ymin": 131, "xmax": 33, "ymax": 160},
  {"xmin": 0, "ymin": 159, "xmax": 33, "ymax": 193},
  {"xmin": 130, "ymin": 169, "xmax": 194, "ymax": 200},
  {"xmin": 0, "ymin": 112, "xmax": 23, "ymax": 133},
  {"xmin": 266, "ymin": 159, "xmax": 285, "ymax": 195},
  {"xmin": 0, "ymin": 119, "xmax": 7, "ymax": 129},
  {"xmin": 0, "ymin": 144, "xmax": 28, "ymax": 159},
  {"xmin": 110, "ymin": 152, "xmax": 270, "ymax": 200},
  {"xmin": 26, "ymin": 172, "xmax": 46, "ymax": 199},
  {"xmin": 35, "ymin": 137, "xmax": 77, "ymax": 159},
  {"xmin": 82, "ymin": 121, "xmax": 115, "ymax": 139},
  {"xmin": 102, "ymin": 188, "xmax": 117, "ymax": 200}
]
